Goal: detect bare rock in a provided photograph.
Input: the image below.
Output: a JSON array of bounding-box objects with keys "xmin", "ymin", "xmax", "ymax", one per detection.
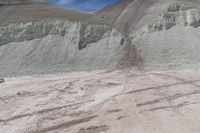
[{"xmin": 0, "ymin": 78, "xmax": 4, "ymax": 83}]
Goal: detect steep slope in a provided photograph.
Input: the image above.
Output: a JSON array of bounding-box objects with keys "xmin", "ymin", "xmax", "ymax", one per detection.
[
  {"xmin": 97, "ymin": 0, "xmax": 132, "ymax": 26},
  {"xmin": 97, "ymin": 0, "xmax": 200, "ymax": 34},
  {"xmin": 0, "ymin": 0, "xmax": 140, "ymax": 77},
  {"xmin": 97, "ymin": 0, "xmax": 200, "ymax": 69}
]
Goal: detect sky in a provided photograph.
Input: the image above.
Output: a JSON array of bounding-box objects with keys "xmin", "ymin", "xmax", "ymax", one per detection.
[{"xmin": 48, "ymin": 0, "xmax": 120, "ymax": 12}]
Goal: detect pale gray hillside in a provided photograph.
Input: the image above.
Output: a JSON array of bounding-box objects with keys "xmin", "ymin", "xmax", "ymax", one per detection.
[
  {"xmin": 97, "ymin": 0, "xmax": 200, "ymax": 34},
  {"xmin": 97, "ymin": 0, "xmax": 200, "ymax": 70},
  {"xmin": 2, "ymin": 0, "xmax": 200, "ymax": 77},
  {"xmin": 0, "ymin": 0, "xmax": 139, "ymax": 77}
]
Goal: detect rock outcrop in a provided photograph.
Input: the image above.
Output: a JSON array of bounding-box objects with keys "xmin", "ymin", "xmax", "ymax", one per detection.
[
  {"xmin": 133, "ymin": 2, "xmax": 200, "ymax": 69},
  {"xmin": 0, "ymin": 78, "xmax": 4, "ymax": 83},
  {"xmin": 141, "ymin": 3, "xmax": 200, "ymax": 32},
  {"xmin": 97, "ymin": 0, "xmax": 200, "ymax": 70},
  {"xmin": 0, "ymin": 20, "xmax": 127, "ymax": 76},
  {"xmin": 2, "ymin": 0, "xmax": 200, "ymax": 76},
  {"xmin": 0, "ymin": 1, "xmax": 138, "ymax": 76}
]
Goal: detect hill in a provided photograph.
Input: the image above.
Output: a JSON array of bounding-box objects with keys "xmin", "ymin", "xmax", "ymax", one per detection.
[
  {"xmin": 0, "ymin": 1, "xmax": 136, "ymax": 76},
  {"xmin": 97, "ymin": 0, "xmax": 200, "ymax": 69}
]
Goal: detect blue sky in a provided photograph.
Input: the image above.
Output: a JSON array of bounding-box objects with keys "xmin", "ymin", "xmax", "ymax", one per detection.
[{"xmin": 48, "ymin": 0, "xmax": 120, "ymax": 12}]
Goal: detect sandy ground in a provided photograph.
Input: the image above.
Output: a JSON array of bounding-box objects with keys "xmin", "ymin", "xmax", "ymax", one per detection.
[{"xmin": 1, "ymin": 68, "xmax": 200, "ymax": 133}]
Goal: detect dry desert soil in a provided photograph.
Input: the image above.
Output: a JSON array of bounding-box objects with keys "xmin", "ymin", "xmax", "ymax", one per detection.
[{"xmin": 1, "ymin": 68, "xmax": 200, "ymax": 133}]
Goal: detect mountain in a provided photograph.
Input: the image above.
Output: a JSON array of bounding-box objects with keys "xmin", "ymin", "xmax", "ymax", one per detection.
[
  {"xmin": 97, "ymin": 0, "xmax": 200, "ymax": 34},
  {"xmin": 2, "ymin": 1, "xmax": 200, "ymax": 132},
  {"xmin": 0, "ymin": 0, "xmax": 140, "ymax": 76},
  {"xmin": 97, "ymin": 0, "xmax": 200, "ymax": 69},
  {"xmin": 1, "ymin": 0, "xmax": 200, "ymax": 77}
]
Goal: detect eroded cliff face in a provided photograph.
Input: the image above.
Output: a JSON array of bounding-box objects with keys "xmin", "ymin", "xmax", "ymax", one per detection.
[
  {"xmin": 132, "ymin": 3, "xmax": 200, "ymax": 69},
  {"xmin": 0, "ymin": 19, "xmax": 127, "ymax": 76},
  {"xmin": 0, "ymin": 0, "xmax": 140, "ymax": 77},
  {"xmin": 3, "ymin": 0, "xmax": 200, "ymax": 76},
  {"xmin": 142, "ymin": 3, "xmax": 200, "ymax": 32},
  {"xmin": 97, "ymin": 0, "xmax": 200, "ymax": 70}
]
